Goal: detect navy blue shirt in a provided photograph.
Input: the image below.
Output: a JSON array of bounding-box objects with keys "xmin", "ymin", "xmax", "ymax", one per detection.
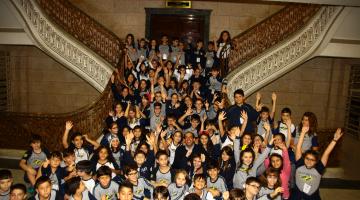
[{"xmin": 225, "ymin": 103, "xmax": 259, "ymax": 132}]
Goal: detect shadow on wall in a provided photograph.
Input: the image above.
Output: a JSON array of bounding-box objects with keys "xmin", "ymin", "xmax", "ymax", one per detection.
[{"xmin": 339, "ymin": 135, "xmax": 360, "ymax": 180}]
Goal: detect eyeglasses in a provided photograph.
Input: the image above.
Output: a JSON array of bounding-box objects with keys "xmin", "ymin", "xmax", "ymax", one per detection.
[{"xmin": 305, "ymin": 157, "xmax": 316, "ymax": 162}]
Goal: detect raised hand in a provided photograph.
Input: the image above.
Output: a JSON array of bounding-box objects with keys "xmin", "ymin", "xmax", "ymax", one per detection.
[
  {"xmin": 240, "ymin": 110, "xmax": 248, "ymax": 122},
  {"xmin": 111, "ymin": 74, "xmax": 115, "ymax": 83},
  {"xmin": 65, "ymin": 121, "xmax": 73, "ymax": 131},
  {"xmin": 333, "ymin": 128, "xmax": 344, "ymax": 141},
  {"xmin": 222, "ymin": 191, "xmax": 230, "ymax": 200},
  {"xmin": 301, "ymin": 126, "xmax": 309, "ymax": 134},
  {"xmin": 109, "ymin": 110, "xmax": 115, "ymax": 117},
  {"xmin": 277, "ymin": 141, "xmax": 287, "ymax": 150},
  {"xmin": 272, "ymin": 92, "xmax": 277, "ymax": 102},
  {"xmin": 218, "ymin": 111, "xmax": 227, "ymax": 121},
  {"xmin": 263, "ymin": 122, "xmax": 271, "ymax": 132},
  {"xmin": 256, "ymin": 103, "xmax": 264, "ymax": 112},
  {"xmin": 256, "ymin": 92, "xmax": 261, "ymax": 101},
  {"xmin": 125, "ymin": 131, "xmax": 134, "ymax": 146},
  {"xmin": 185, "ymin": 108, "xmax": 193, "ymax": 116},
  {"xmin": 285, "ymin": 119, "xmax": 292, "ymax": 128}
]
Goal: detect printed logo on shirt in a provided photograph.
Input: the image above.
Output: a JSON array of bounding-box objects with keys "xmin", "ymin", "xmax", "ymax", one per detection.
[
  {"xmin": 134, "ymin": 189, "xmax": 144, "ymax": 195},
  {"xmin": 32, "ymin": 159, "xmax": 43, "ymax": 168},
  {"xmin": 104, "ymin": 194, "xmax": 114, "ymax": 200},
  {"xmin": 300, "ymin": 174, "xmax": 313, "ymax": 182}
]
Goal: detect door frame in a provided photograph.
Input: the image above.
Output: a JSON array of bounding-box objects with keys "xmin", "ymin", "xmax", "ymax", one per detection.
[{"xmin": 145, "ymin": 8, "xmax": 212, "ymax": 44}]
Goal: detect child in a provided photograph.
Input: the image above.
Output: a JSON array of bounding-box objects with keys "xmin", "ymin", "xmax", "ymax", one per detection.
[
  {"xmin": 65, "ymin": 177, "xmax": 95, "ymax": 200},
  {"xmin": 255, "ymin": 92, "xmax": 276, "ymax": 140},
  {"xmin": 62, "ymin": 121, "xmax": 100, "ymax": 163},
  {"xmin": 192, "ymin": 40, "xmax": 206, "ymax": 68},
  {"xmin": 92, "ymin": 146, "xmax": 121, "ymax": 179},
  {"xmin": 233, "ymin": 131, "xmax": 272, "ymax": 189},
  {"xmin": 153, "ymin": 186, "xmax": 170, "ymax": 200},
  {"xmin": 124, "ymin": 164, "xmax": 153, "ymax": 200},
  {"xmin": 218, "ymin": 146, "xmax": 236, "ymax": 190},
  {"xmin": 206, "ymin": 162, "xmax": 228, "ymax": 199},
  {"xmin": 76, "ymin": 160, "xmax": 95, "ymax": 194},
  {"xmin": 0, "ymin": 169, "xmax": 13, "ymax": 200},
  {"xmin": 293, "ymin": 128, "xmax": 343, "ymax": 200},
  {"xmin": 258, "ymin": 168, "xmax": 283, "ymax": 200},
  {"xmin": 29, "ymin": 176, "xmax": 60, "ymax": 200},
  {"xmin": 118, "ymin": 182, "xmax": 133, "ymax": 200},
  {"xmin": 207, "ymin": 67, "xmax": 222, "ymax": 94},
  {"xmin": 168, "ymin": 131, "xmax": 182, "ymax": 165},
  {"xmin": 109, "ymin": 136, "xmax": 125, "ymax": 169},
  {"xmin": 187, "ymin": 174, "xmax": 214, "ymax": 200},
  {"xmin": 205, "ymin": 42, "xmax": 216, "ymax": 75},
  {"xmin": 62, "ymin": 149, "xmax": 76, "ymax": 181},
  {"xmin": 9, "ymin": 183, "xmax": 27, "ymax": 200},
  {"xmin": 274, "ymin": 108, "xmax": 294, "ymax": 147},
  {"xmin": 151, "ymin": 150, "xmax": 174, "ymax": 187},
  {"xmin": 243, "ymin": 177, "xmax": 261, "ymax": 200},
  {"xmin": 37, "ymin": 151, "xmax": 66, "ymax": 193},
  {"xmin": 168, "ymin": 170, "xmax": 189, "ymax": 200},
  {"xmin": 93, "ymin": 166, "xmax": 119, "ymax": 200},
  {"xmin": 101, "ymin": 123, "xmax": 120, "ymax": 147},
  {"xmin": 179, "ymin": 113, "xmax": 201, "ymax": 138},
  {"xmin": 19, "ymin": 134, "xmax": 50, "ymax": 186}
]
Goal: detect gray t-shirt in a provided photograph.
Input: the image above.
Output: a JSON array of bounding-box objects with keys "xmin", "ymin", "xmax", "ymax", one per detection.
[
  {"xmin": 132, "ymin": 177, "xmax": 154, "ymax": 200},
  {"xmin": 168, "ymin": 183, "xmax": 188, "ymax": 200},
  {"xmin": 206, "ymin": 176, "xmax": 228, "ymax": 193},
  {"xmin": 93, "ymin": 180, "xmax": 119, "ymax": 200}
]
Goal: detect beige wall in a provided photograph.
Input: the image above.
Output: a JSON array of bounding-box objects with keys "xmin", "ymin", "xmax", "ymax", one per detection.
[
  {"xmin": 245, "ymin": 57, "xmax": 358, "ymax": 129},
  {"xmin": 69, "ymin": 0, "xmax": 283, "ymax": 40},
  {"xmin": 0, "ymin": 45, "xmax": 100, "ymax": 114}
]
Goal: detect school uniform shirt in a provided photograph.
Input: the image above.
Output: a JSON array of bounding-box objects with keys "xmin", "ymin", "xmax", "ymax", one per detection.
[
  {"xmin": 169, "ymin": 141, "xmax": 180, "ymax": 165},
  {"xmin": 207, "ymin": 76, "xmax": 222, "ymax": 93},
  {"xmin": 219, "ymin": 158, "xmax": 236, "ymax": 190},
  {"xmin": 292, "ymin": 128, "xmax": 319, "ymax": 152},
  {"xmin": 93, "ymin": 180, "xmax": 119, "ymax": 200},
  {"xmin": 100, "ymin": 133, "xmax": 118, "ymax": 148},
  {"xmin": 187, "ymin": 188, "xmax": 214, "ymax": 200},
  {"xmin": 111, "ymin": 148, "xmax": 124, "ymax": 169},
  {"xmin": 256, "ymin": 118, "xmax": 273, "ymax": 140},
  {"xmin": 132, "ymin": 177, "xmax": 154, "ymax": 200},
  {"xmin": 293, "ymin": 158, "xmax": 325, "ymax": 200},
  {"xmin": 68, "ymin": 144, "xmax": 94, "ymax": 164},
  {"xmin": 168, "ymin": 183, "xmax": 189, "ymax": 200},
  {"xmin": 0, "ymin": 190, "xmax": 9, "ymax": 200},
  {"xmin": 30, "ymin": 190, "xmax": 59, "ymax": 200},
  {"xmin": 105, "ymin": 115, "xmax": 127, "ymax": 131},
  {"xmin": 82, "ymin": 177, "xmax": 96, "ymax": 194},
  {"xmin": 151, "ymin": 167, "xmax": 175, "ymax": 186},
  {"xmin": 22, "ymin": 149, "xmax": 50, "ymax": 171},
  {"xmin": 257, "ymin": 187, "xmax": 281, "ymax": 200},
  {"xmin": 226, "ymin": 103, "xmax": 259, "ymax": 133},
  {"xmin": 95, "ymin": 162, "xmax": 118, "ymax": 179},
  {"xmin": 69, "ymin": 190, "xmax": 96, "ymax": 200},
  {"xmin": 124, "ymin": 150, "xmax": 155, "ymax": 180},
  {"xmin": 233, "ymin": 138, "xmax": 271, "ymax": 189},
  {"xmin": 40, "ymin": 166, "xmax": 66, "ymax": 191},
  {"xmin": 205, "ymin": 51, "xmax": 215, "ymax": 69},
  {"xmin": 207, "ymin": 176, "xmax": 228, "ymax": 194}
]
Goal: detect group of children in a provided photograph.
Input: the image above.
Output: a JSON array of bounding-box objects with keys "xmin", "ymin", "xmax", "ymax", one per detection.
[{"xmin": 0, "ymin": 32, "xmax": 343, "ymax": 200}]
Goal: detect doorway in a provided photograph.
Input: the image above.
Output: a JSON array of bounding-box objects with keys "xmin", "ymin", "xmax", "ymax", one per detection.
[{"xmin": 145, "ymin": 8, "xmax": 211, "ymax": 44}]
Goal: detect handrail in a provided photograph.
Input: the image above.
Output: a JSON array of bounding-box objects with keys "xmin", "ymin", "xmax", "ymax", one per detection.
[
  {"xmin": 229, "ymin": 4, "xmax": 321, "ymax": 72},
  {"xmin": 36, "ymin": 0, "xmax": 124, "ymax": 67}
]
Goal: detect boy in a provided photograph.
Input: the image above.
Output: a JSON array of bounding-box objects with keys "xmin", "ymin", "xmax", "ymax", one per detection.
[
  {"xmin": 151, "ymin": 150, "xmax": 174, "ymax": 187},
  {"xmin": 36, "ymin": 151, "xmax": 66, "ymax": 193},
  {"xmin": 118, "ymin": 182, "xmax": 133, "ymax": 200},
  {"xmin": 9, "ymin": 184, "xmax": 27, "ymax": 200},
  {"xmin": 206, "ymin": 162, "xmax": 228, "ymax": 199},
  {"xmin": 179, "ymin": 113, "xmax": 201, "ymax": 138},
  {"xmin": 207, "ymin": 67, "xmax": 222, "ymax": 94},
  {"xmin": 62, "ymin": 121, "xmax": 100, "ymax": 163},
  {"xmin": 93, "ymin": 166, "xmax": 119, "ymax": 200},
  {"xmin": 244, "ymin": 177, "xmax": 261, "ymax": 200},
  {"xmin": 274, "ymin": 107, "xmax": 295, "ymax": 147},
  {"xmin": 188, "ymin": 174, "xmax": 214, "ymax": 200},
  {"xmin": 150, "ymin": 102, "xmax": 165, "ymax": 132},
  {"xmin": 76, "ymin": 160, "xmax": 95, "ymax": 194},
  {"xmin": 29, "ymin": 176, "xmax": 60, "ymax": 200},
  {"xmin": 19, "ymin": 134, "xmax": 50, "ymax": 186},
  {"xmin": 124, "ymin": 164, "xmax": 153, "ymax": 200},
  {"xmin": 0, "ymin": 169, "xmax": 13, "ymax": 200},
  {"xmin": 205, "ymin": 42, "xmax": 216, "ymax": 75}
]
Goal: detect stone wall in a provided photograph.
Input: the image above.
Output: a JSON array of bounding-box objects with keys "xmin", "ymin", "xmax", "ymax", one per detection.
[
  {"xmin": 244, "ymin": 57, "xmax": 358, "ymax": 129},
  {"xmin": 69, "ymin": 0, "xmax": 283, "ymax": 40},
  {"xmin": 0, "ymin": 45, "xmax": 100, "ymax": 114}
]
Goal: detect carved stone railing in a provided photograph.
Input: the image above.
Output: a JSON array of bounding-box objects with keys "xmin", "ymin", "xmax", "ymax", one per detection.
[
  {"xmin": 227, "ymin": 6, "xmax": 343, "ymax": 102},
  {"xmin": 35, "ymin": 0, "xmax": 123, "ymax": 68},
  {"xmin": 6, "ymin": 0, "xmax": 120, "ymax": 91},
  {"xmin": 229, "ymin": 4, "xmax": 321, "ymax": 71}
]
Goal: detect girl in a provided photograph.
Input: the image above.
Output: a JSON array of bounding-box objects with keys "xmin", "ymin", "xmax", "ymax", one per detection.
[
  {"xmin": 215, "ymin": 31, "xmax": 231, "ymax": 76},
  {"xmin": 199, "ymin": 133, "xmax": 216, "ymax": 162},
  {"xmin": 65, "ymin": 177, "xmax": 95, "ymax": 200},
  {"xmin": 233, "ymin": 130, "xmax": 272, "ymax": 189},
  {"xmin": 147, "ymin": 39, "xmax": 159, "ymax": 59},
  {"xmin": 168, "ymin": 170, "xmax": 189, "ymax": 200},
  {"xmin": 293, "ymin": 128, "xmax": 343, "ymax": 200},
  {"xmin": 124, "ymin": 102, "xmax": 142, "ymax": 129},
  {"xmin": 264, "ymin": 141, "xmax": 291, "ymax": 199},
  {"xmin": 168, "ymin": 130, "xmax": 182, "ymax": 165},
  {"xmin": 189, "ymin": 153, "xmax": 205, "ymax": 180},
  {"xmin": 125, "ymin": 33, "xmax": 138, "ymax": 65},
  {"xmin": 292, "ymin": 112, "xmax": 319, "ymax": 152},
  {"xmin": 100, "ymin": 122, "xmax": 120, "ymax": 147},
  {"xmin": 105, "ymin": 103, "xmax": 126, "ymax": 131},
  {"xmin": 91, "ymin": 146, "xmax": 120, "ymax": 179},
  {"xmin": 109, "ymin": 136, "xmax": 124, "ymax": 170},
  {"xmin": 218, "ymin": 146, "xmax": 236, "ymax": 190},
  {"xmin": 258, "ymin": 168, "xmax": 283, "ymax": 200},
  {"xmin": 137, "ymin": 38, "xmax": 148, "ymax": 59}
]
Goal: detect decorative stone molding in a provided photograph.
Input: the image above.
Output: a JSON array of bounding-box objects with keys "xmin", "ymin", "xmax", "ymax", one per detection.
[
  {"xmin": 7, "ymin": 0, "xmax": 114, "ymax": 92},
  {"xmin": 226, "ymin": 6, "xmax": 343, "ymax": 103}
]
